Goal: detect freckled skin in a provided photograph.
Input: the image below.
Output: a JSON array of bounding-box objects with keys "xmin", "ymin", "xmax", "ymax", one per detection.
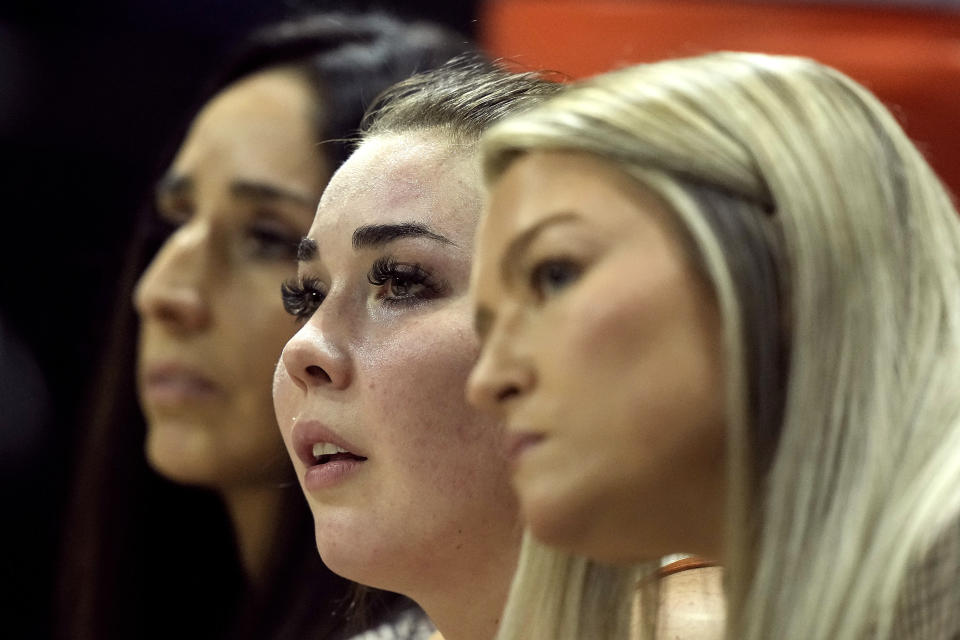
[
  {"xmin": 469, "ymin": 151, "xmax": 726, "ymax": 564},
  {"xmin": 273, "ymin": 133, "xmax": 521, "ymax": 623}
]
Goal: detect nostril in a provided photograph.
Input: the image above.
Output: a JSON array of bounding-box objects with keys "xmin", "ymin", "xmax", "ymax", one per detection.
[
  {"xmin": 305, "ymin": 365, "xmax": 332, "ymax": 383},
  {"xmin": 496, "ymin": 385, "xmax": 520, "ymax": 403}
]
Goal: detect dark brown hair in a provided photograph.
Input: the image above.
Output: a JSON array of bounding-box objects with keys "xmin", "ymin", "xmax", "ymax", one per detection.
[{"xmin": 58, "ymin": 11, "xmax": 474, "ymax": 640}]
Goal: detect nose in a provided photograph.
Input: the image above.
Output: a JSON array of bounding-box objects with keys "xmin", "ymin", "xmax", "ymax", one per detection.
[
  {"xmin": 279, "ymin": 313, "xmax": 351, "ymax": 392},
  {"xmin": 133, "ymin": 223, "xmax": 212, "ymax": 333},
  {"xmin": 466, "ymin": 321, "xmax": 534, "ymax": 415}
]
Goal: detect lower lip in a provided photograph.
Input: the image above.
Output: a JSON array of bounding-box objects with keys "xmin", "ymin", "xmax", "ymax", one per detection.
[
  {"xmin": 303, "ymin": 458, "xmax": 365, "ymax": 491},
  {"xmin": 505, "ymin": 432, "xmax": 545, "ymax": 469}
]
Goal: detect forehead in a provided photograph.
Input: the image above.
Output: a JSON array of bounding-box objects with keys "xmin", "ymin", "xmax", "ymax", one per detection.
[
  {"xmin": 311, "ymin": 132, "xmax": 482, "ymax": 244},
  {"xmin": 481, "ymin": 151, "xmax": 659, "ymax": 241},
  {"xmin": 489, "ymin": 152, "xmax": 612, "ymax": 220},
  {"xmin": 172, "ymin": 69, "xmax": 321, "ymax": 177}
]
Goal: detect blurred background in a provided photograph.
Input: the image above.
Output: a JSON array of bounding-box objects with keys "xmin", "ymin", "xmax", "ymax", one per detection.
[{"xmin": 1, "ymin": 0, "xmax": 957, "ymax": 636}]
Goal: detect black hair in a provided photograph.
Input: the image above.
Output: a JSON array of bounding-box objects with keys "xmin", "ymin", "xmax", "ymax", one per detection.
[
  {"xmin": 215, "ymin": 12, "xmax": 474, "ymax": 168},
  {"xmin": 58, "ymin": 11, "xmax": 474, "ymax": 640}
]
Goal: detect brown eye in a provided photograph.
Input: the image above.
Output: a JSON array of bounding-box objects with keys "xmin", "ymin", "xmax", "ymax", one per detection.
[
  {"xmin": 367, "ymin": 256, "xmax": 447, "ymax": 306},
  {"xmin": 281, "ymin": 278, "xmax": 327, "ymax": 322}
]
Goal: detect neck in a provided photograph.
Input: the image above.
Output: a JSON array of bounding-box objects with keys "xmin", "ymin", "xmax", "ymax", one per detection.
[
  {"xmin": 220, "ymin": 484, "xmax": 287, "ymax": 586},
  {"xmin": 414, "ymin": 543, "xmax": 518, "ymax": 640}
]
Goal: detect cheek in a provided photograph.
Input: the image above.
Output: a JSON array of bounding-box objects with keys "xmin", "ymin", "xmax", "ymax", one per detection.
[
  {"xmin": 543, "ymin": 282, "xmax": 651, "ymax": 391},
  {"xmin": 543, "ymin": 261, "xmax": 724, "ymax": 451},
  {"xmin": 272, "ymin": 362, "xmax": 298, "ymax": 440},
  {"xmin": 223, "ymin": 277, "xmax": 298, "ymax": 383},
  {"xmin": 361, "ymin": 311, "xmax": 506, "ymax": 466}
]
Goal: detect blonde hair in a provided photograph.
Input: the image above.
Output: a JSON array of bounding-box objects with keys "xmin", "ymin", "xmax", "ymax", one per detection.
[{"xmin": 482, "ymin": 52, "xmax": 960, "ymax": 639}]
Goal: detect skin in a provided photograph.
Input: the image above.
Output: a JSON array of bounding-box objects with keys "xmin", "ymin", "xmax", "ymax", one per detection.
[
  {"xmin": 272, "ymin": 131, "xmax": 521, "ymax": 640},
  {"xmin": 468, "ymin": 151, "xmax": 727, "ymax": 565},
  {"xmin": 133, "ymin": 68, "xmax": 328, "ymax": 581}
]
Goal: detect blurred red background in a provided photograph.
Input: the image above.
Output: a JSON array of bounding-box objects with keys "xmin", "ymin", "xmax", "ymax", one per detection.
[{"xmin": 480, "ymin": 0, "xmax": 960, "ymax": 198}]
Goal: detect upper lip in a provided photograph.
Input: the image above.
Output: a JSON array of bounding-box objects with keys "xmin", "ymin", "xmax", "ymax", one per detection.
[{"xmin": 291, "ymin": 419, "xmax": 366, "ymax": 468}]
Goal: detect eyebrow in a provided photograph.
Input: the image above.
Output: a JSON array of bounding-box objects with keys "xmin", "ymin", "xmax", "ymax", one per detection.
[
  {"xmin": 155, "ymin": 174, "xmax": 316, "ymax": 208},
  {"xmin": 295, "ymin": 222, "xmax": 455, "ymax": 264},
  {"xmin": 352, "ymin": 222, "xmax": 454, "ymax": 250},
  {"xmin": 297, "ymin": 237, "xmax": 318, "ymax": 262},
  {"xmin": 499, "ymin": 212, "xmax": 581, "ymax": 282}
]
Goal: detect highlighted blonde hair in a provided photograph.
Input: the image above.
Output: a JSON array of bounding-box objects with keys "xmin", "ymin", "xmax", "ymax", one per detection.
[{"xmin": 482, "ymin": 52, "xmax": 960, "ymax": 639}]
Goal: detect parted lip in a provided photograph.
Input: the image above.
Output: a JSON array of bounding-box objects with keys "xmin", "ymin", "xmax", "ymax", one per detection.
[
  {"xmin": 140, "ymin": 361, "xmax": 221, "ymax": 397},
  {"xmin": 503, "ymin": 428, "xmax": 545, "ymax": 464},
  {"xmin": 291, "ymin": 419, "xmax": 366, "ymax": 468}
]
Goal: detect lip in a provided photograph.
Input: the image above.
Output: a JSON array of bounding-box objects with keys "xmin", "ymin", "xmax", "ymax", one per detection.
[
  {"xmin": 140, "ymin": 362, "xmax": 221, "ymax": 406},
  {"xmin": 291, "ymin": 419, "xmax": 368, "ymax": 491},
  {"xmin": 503, "ymin": 429, "xmax": 545, "ymax": 470}
]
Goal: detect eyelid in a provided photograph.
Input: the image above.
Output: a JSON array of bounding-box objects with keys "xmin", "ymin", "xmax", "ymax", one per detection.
[
  {"xmin": 250, "ymin": 207, "xmax": 309, "ymax": 231},
  {"xmin": 366, "ymin": 254, "xmax": 449, "ymax": 304},
  {"xmin": 500, "ymin": 213, "xmax": 584, "ymax": 286}
]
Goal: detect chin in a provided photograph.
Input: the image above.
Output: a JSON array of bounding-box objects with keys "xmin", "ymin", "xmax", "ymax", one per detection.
[
  {"xmin": 311, "ymin": 520, "xmax": 397, "ymax": 590},
  {"xmin": 520, "ymin": 486, "xmax": 623, "ymax": 565},
  {"xmin": 144, "ymin": 427, "xmax": 219, "ymax": 487},
  {"xmin": 522, "ymin": 491, "xmax": 585, "ymax": 549},
  {"xmin": 525, "ymin": 495, "xmax": 682, "ymax": 566}
]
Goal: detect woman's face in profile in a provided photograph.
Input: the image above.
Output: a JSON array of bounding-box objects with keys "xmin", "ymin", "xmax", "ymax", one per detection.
[
  {"xmin": 468, "ymin": 151, "xmax": 727, "ymax": 563},
  {"xmin": 272, "ymin": 131, "xmax": 520, "ymax": 594},
  {"xmin": 134, "ymin": 69, "xmax": 328, "ymax": 488}
]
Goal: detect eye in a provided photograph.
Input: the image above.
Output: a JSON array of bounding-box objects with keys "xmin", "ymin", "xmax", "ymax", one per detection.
[
  {"xmin": 281, "ymin": 277, "xmax": 327, "ymax": 322},
  {"xmin": 246, "ymin": 216, "xmax": 301, "ymax": 260},
  {"xmin": 367, "ymin": 256, "xmax": 447, "ymax": 305},
  {"xmin": 529, "ymin": 258, "xmax": 582, "ymax": 299}
]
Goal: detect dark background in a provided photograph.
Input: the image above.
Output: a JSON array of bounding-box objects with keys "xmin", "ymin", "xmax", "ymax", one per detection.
[
  {"xmin": 4, "ymin": 1, "xmax": 956, "ymax": 637},
  {"xmin": 0, "ymin": 2, "xmax": 477, "ymax": 636}
]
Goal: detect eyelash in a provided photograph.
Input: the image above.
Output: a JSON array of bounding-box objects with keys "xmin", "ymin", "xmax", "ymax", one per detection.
[
  {"xmin": 281, "ymin": 277, "xmax": 327, "ymax": 322},
  {"xmin": 367, "ymin": 256, "xmax": 447, "ymax": 305},
  {"xmin": 280, "ymin": 257, "xmax": 447, "ymax": 322}
]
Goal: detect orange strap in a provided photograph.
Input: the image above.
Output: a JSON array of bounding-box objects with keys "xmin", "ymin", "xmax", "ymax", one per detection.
[{"xmin": 657, "ymin": 556, "xmax": 718, "ymax": 578}]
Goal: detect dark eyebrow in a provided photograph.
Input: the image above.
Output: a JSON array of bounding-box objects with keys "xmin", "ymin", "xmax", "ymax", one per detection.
[
  {"xmin": 154, "ymin": 174, "xmax": 316, "ymax": 208},
  {"xmin": 352, "ymin": 222, "xmax": 454, "ymax": 250},
  {"xmin": 297, "ymin": 237, "xmax": 317, "ymax": 262},
  {"xmin": 230, "ymin": 180, "xmax": 316, "ymax": 207},
  {"xmin": 500, "ymin": 212, "xmax": 581, "ymax": 282}
]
